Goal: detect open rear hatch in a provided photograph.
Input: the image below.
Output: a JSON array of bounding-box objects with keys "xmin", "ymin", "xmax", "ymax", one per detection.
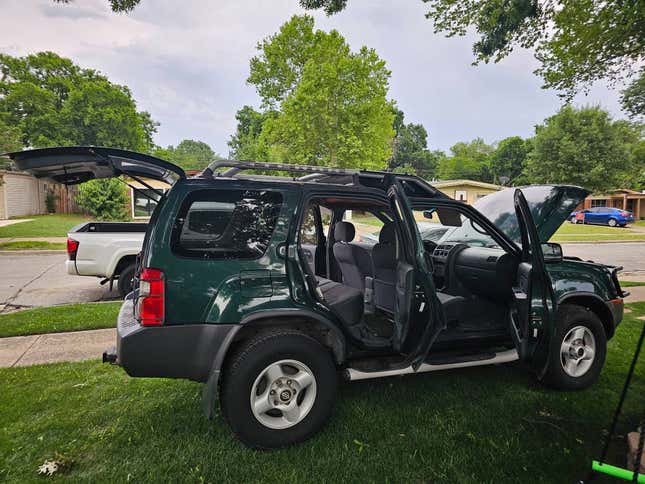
[{"xmin": 3, "ymin": 146, "xmax": 185, "ymax": 185}]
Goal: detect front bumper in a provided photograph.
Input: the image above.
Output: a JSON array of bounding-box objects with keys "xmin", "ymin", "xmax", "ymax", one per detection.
[{"xmin": 113, "ymin": 297, "xmax": 238, "ymax": 382}]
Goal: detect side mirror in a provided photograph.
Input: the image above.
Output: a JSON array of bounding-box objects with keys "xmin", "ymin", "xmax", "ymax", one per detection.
[
  {"xmin": 423, "ymin": 209, "xmax": 436, "ymax": 219},
  {"xmin": 541, "ymin": 242, "xmax": 563, "ymax": 263}
]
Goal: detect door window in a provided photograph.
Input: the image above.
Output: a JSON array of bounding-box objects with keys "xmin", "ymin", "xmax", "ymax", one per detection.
[{"xmin": 171, "ymin": 189, "xmax": 283, "ymax": 259}]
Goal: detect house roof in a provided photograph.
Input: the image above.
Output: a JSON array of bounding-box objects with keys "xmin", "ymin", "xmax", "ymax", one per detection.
[{"xmin": 430, "ymin": 179, "xmax": 503, "ymax": 191}]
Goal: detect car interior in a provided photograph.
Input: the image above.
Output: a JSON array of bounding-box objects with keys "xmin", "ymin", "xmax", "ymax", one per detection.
[{"xmin": 297, "ymin": 197, "xmax": 523, "ymax": 353}]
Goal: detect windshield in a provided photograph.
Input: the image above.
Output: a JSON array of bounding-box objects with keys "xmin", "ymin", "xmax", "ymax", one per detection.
[{"xmin": 413, "ymin": 210, "xmax": 500, "ymax": 248}]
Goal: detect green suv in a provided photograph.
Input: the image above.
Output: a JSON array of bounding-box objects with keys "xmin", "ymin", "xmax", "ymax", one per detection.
[{"xmin": 7, "ymin": 147, "xmax": 627, "ymax": 449}]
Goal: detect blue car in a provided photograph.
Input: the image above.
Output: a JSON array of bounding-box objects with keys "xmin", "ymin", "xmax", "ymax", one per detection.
[{"xmin": 569, "ymin": 207, "xmax": 635, "ymax": 227}]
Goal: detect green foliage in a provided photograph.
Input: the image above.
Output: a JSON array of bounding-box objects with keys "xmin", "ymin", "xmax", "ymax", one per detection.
[
  {"xmin": 45, "ymin": 190, "xmax": 57, "ymax": 213},
  {"xmin": 153, "ymin": 139, "xmax": 219, "ymax": 171},
  {"xmin": 53, "ymin": 0, "xmax": 141, "ymax": 12},
  {"xmin": 388, "ymin": 108, "xmax": 442, "ymax": 179},
  {"xmin": 525, "ymin": 105, "xmax": 643, "ymax": 192},
  {"xmin": 228, "ymin": 106, "xmax": 276, "ymax": 160},
  {"xmin": 489, "ymin": 136, "xmax": 531, "ymax": 185},
  {"xmin": 0, "ymin": 51, "xmax": 156, "ymax": 151},
  {"xmin": 0, "ymin": 118, "xmax": 22, "ymax": 169},
  {"xmin": 299, "ymin": 0, "xmax": 347, "ymax": 15},
  {"xmin": 438, "ymin": 138, "xmax": 494, "ymax": 182},
  {"xmin": 76, "ymin": 178, "xmax": 128, "ymax": 221},
  {"xmin": 243, "ymin": 15, "xmax": 395, "ymax": 169},
  {"xmin": 621, "ymin": 69, "xmax": 645, "ymax": 119}
]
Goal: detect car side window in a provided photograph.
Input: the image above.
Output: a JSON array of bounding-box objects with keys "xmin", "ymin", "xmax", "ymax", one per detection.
[{"xmin": 171, "ymin": 189, "xmax": 283, "ymax": 259}]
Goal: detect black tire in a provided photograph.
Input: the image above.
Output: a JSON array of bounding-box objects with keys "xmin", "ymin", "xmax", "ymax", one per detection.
[
  {"xmin": 220, "ymin": 330, "xmax": 337, "ymax": 449},
  {"xmin": 117, "ymin": 263, "xmax": 136, "ymax": 298},
  {"xmin": 607, "ymin": 218, "xmax": 618, "ymax": 227},
  {"xmin": 541, "ymin": 305, "xmax": 606, "ymax": 390}
]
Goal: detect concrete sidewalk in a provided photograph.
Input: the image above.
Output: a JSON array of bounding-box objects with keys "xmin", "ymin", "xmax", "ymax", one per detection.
[{"xmin": 0, "ymin": 328, "xmax": 114, "ymax": 368}]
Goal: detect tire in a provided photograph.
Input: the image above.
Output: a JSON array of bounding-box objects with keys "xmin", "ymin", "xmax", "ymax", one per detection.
[
  {"xmin": 607, "ymin": 218, "xmax": 618, "ymax": 227},
  {"xmin": 541, "ymin": 305, "xmax": 606, "ymax": 390},
  {"xmin": 117, "ymin": 263, "xmax": 136, "ymax": 298},
  {"xmin": 220, "ymin": 330, "xmax": 337, "ymax": 449}
]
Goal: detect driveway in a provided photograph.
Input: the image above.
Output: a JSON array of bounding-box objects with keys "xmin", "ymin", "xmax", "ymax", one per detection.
[
  {"xmin": 0, "ymin": 252, "xmax": 119, "ymax": 309},
  {"xmin": 561, "ymin": 242, "xmax": 645, "ymax": 273}
]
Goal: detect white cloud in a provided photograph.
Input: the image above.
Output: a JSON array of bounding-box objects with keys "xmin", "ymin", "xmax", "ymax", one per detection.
[{"xmin": 0, "ymin": 0, "xmax": 624, "ymax": 155}]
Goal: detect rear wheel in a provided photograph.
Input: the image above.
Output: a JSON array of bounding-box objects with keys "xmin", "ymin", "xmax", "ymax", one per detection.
[
  {"xmin": 607, "ymin": 218, "xmax": 618, "ymax": 227},
  {"xmin": 220, "ymin": 330, "xmax": 337, "ymax": 449},
  {"xmin": 541, "ymin": 305, "xmax": 606, "ymax": 390},
  {"xmin": 116, "ymin": 263, "xmax": 136, "ymax": 298}
]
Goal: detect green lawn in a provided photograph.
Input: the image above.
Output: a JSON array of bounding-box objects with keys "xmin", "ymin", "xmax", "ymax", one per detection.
[
  {"xmin": 619, "ymin": 281, "xmax": 645, "ymax": 287},
  {"xmin": 0, "ymin": 214, "xmax": 91, "ymax": 238},
  {"xmin": 1, "ymin": 304, "xmax": 643, "ymax": 482},
  {"xmin": 0, "ymin": 302, "xmax": 120, "ymax": 337},
  {"xmin": 551, "ymin": 222, "xmax": 645, "ymax": 242},
  {"xmin": 0, "ymin": 241, "xmax": 65, "ymax": 251}
]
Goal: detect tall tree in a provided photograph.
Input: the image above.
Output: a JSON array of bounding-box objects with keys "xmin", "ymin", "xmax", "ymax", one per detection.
[
  {"xmin": 525, "ymin": 105, "xmax": 643, "ymax": 192},
  {"xmin": 153, "ymin": 139, "xmax": 219, "ymax": 171},
  {"xmin": 438, "ymin": 138, "xmax": 494, "ymax": 182},
  {"xmin": 621, "ymin": 70, "xmax": 645, "ymax": 119},
  {"xmin": 389, "ymin": 108, "xmax": 442, "ymax": 179},
  {"xmin": 0, "ymin": 118, "xmax": 22, "ymax": 169},
  {"xmin": 244, "ymin": 15, "xmax": 395, "ymax": 169},
  {"xmin": 489, "ymin": 136, "xmax": 531, "ymax": 185},
  {"xmin": 301, "ymin": 1, "xmax": 644, "ymax": 100},
  {"xmin": 0, "ymin": 51, "xmax": 156, "ymax": 151},
  {"xmin": 228, "ymin": 106, "xmax": 276, "ymax": 160}
]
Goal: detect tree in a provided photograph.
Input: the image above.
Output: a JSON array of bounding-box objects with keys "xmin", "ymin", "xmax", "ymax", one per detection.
[
  {"xmin": 153, "ymin": 139, "xmax": 218, "ymax": 171},
  {"xmin": 0, "ymin": 52, "xmax": 156, "ymax": 151},
  {"xmin": 301, "ymin": 1, "xmax": 644, "ymax": 100},
  {"xmin": 76, "ymin": 178, "xmax": 129, "ymax": 220},
  {"xmin": 438, "ymin": 138, "xmax": 494, "ymax": 182},
  {"xmin": 525, "ymin": 105, "xmax": 643, "ymax": 192},
  {"xmin": 228, "ymin": 106, "xmax": 276, "ymax": 160},
  {"xmin": 53, "ymin": 0, "xmax": 141, "ymax": 12},
  {"xmin": 245, "ymin": 15, "xmax": 394, "ymax": 169},
  {"xmin": 388, "ymin": 108, "xmax": 442, "ymax": 179},
  {"xmin": 621, "ymin": 70, "xmax": 645, "ymax": 119},
  {"xmin": 0, "ymin": 119, "xmax": 22, "ymax": 169},
  {"xmin": 489, "ymin": 136, "xmax": 531, "ymax": 185}
]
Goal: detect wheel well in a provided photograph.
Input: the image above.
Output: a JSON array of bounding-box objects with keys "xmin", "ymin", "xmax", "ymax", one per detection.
[
  {"xmin": 560, "ymin": 296, "xmax": 614, "ymax": 338},
  {"xmin": 229, "ymin": 316, "xmax": 345, "ymax": 365},
  {"xmin": 114, "ymin": 255, "xmax": 136, "ymax": 277}
]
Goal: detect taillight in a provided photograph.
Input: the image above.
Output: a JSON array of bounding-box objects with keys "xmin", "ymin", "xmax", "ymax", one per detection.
[
  {"xmin": 67, "ymin": 238, "xmax": 79, "ymax": 260},
  {"xmin": 621, "ymin": 211, "xmax": 630, "ymax": 217},
  {"xmin": 138, "ymin": 268, "xmax": 164, "ymax": 326}
]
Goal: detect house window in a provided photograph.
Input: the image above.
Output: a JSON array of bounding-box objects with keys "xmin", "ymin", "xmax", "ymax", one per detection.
[
  {"xmin": 132, "ymin": 189, "xmax": 165, "ymax": 218},
  {"xmin": 590, "ymin": 199, "xmax": 607, "ymax": 208}
]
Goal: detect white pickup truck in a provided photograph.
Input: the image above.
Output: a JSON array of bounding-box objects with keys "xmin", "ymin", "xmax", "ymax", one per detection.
[{"xmin": 66, "ymin": 221, "xmax": 147, "ymax": 297}]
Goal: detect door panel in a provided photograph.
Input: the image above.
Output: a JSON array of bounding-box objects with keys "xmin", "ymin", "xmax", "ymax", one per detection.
[{"xmin": 393, "ymin": 261, "xmax": 415, "ymax": 351}]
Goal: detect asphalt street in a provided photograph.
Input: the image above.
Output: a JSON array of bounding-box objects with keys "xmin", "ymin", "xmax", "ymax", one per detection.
[{"xmin": 0, "ymin": 243, "xmax": 644, "ymax": 309}]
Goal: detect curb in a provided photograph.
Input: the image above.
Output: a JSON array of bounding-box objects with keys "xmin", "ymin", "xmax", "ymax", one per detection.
[{"xmin": 0, "ymin": 250, "xmax": 66, "ymax": 255}]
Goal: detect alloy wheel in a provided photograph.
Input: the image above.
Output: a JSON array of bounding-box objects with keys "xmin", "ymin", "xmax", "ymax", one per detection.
[{"xmin": 560, "ymin": 325, "xmax": 596, "ymax": 378}]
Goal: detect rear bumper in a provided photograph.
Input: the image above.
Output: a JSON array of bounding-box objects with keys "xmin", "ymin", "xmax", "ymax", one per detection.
[
  {"xmin": 114, "ymin": 297, "xmax": 238, "ymax": 382},
  {"xmin": 65, "ymin": 260, "xmax": 77, "ymax": 275}
]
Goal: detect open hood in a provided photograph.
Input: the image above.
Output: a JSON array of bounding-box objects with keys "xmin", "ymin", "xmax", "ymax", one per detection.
[
  {"xmin": 474, "ymin": 185, "xmax": 589, "ymax": 243},
  {"xmin": 2, "ymin": 146, "xmax": 185, "ymax": 185}
]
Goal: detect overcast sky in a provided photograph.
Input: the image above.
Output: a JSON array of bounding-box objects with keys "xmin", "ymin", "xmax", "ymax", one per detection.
[{"xmin": 0, "ymin": 0, "xmax": 625, "ymax": 156}]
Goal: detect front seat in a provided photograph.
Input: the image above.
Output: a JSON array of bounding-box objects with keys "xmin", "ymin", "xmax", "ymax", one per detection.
[
  {"xmin": 332, "ymin": 221, "xmax": 373, "ymax": 291},
  {"xmin": 372, "ymin": 222, "xmax": 397, "ymax": 312}
]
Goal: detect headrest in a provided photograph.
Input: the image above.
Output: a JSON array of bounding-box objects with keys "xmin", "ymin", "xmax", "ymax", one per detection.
[
  {"xmin": 334, "ymin": 221, "xmax": 355, "ymax": 242},
  {"xmin": 379, "ymin": 222, "xmax": 396, "ymax": 244}
]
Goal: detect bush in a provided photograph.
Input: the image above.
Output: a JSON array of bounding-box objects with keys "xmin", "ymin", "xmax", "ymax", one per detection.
[
  {"xmin": 76, "ymin": 179, "xmax": 128, "ymax": 220},
  {"xmin": 45, "ymin": 190, "xmax": 57, "ymax": 213}
]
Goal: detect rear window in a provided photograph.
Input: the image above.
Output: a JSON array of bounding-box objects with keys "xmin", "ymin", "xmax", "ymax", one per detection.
[{"xmin": 171, "ymin": 189, "xmax": 283, "ymax": 259}]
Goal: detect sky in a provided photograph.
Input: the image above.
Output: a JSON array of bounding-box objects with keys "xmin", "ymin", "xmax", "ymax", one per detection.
[{"xmin": 0, "ymin": 0, "xmax": 625, "ymax": 156}]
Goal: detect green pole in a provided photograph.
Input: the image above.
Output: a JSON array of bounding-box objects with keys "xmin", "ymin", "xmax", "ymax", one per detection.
[{"xmin": 592, "ymin": 461, "xmax": 645, "ymax": 483}]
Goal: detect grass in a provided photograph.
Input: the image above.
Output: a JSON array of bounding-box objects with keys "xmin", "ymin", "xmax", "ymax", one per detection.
[
  {"xmin": 0, "ymin": 302, "xmax": 120, "ymax": 338},
  {"xmin": 619, "ymin": 281, "xmax": 645, "ymax": 287},
  {"xmin": 551, "ymin": 222, "xmax": 645, "ymax": 242},
  {"xmin": 0, "ymin": 305, "xmax": 643, "ymax": 482},
  {"xmin": 0, "ymin": 214, "xmax": 91, "ymax": 238},
  {"xmin": 0, "ymin": 241, "xmax": 65, "ymax": 251}
]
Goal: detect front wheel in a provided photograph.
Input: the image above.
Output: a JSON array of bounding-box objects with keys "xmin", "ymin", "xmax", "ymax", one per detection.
[
  {"xmin": 541, "ymin": 305, "xmax": 606, "ymax": 390},
  {"xmin": 220, "ymin": 330, "xmax": 337, "ymax": 449}
]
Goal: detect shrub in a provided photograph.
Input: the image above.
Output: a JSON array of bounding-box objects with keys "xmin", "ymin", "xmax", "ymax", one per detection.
[
  {"xmin": 76, "ymin": 179, "xmax": 128, "ymax": 220},
  {"xmin": 45, "ymin": 190, "xmax": 57, "ymax": 213}
]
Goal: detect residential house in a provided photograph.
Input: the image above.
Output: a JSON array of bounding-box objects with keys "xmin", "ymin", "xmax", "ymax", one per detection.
[{"xmin": 430, "ymin": 179, "xmax": 502, "ymax": 204}]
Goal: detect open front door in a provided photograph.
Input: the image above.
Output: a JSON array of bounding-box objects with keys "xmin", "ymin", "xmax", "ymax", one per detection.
[
  {"xmin": 386, "ymin": 179, "xmax": 445, "ymax": 367},
  {"xmin": 511, "ymin": 189, "xmax": 558, "ymax": 376}
]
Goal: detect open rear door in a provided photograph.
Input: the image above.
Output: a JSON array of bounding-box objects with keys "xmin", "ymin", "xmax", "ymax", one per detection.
[
  {"xmin": 511, "ymin": 189, "xmax": 558, "ymax": 377},
  {"xmin": 386, "ymin": 178, "xmax": 445, "ymax": 367},
  {"xmin": 3, "ymin": 146, "xmax": 185, "ymax": 185}
]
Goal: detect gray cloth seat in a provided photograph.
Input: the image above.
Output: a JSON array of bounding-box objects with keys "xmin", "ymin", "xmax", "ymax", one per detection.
[
  {"xmin": 333, "ymin": 221, "xmax": 373, "ymax": 291},
  {"xmin": 372, "ymin": 222, "xmax": 397, "ymax": 312},
  {"xmin": 316, "ymin": 277, "xmax": 363, "ymax": 326}
]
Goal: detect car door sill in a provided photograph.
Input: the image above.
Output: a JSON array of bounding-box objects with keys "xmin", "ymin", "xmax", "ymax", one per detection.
[{"xmin": 344, "ymin": 348, "xmax": 519, "ymax": 381}]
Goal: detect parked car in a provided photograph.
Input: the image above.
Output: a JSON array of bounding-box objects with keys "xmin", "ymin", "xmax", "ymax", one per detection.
[
  {"xmin": 66, "ymin": 221, "xmax": 147, "ymax": 297},
  {"xmin": 569, "ymin": 207, "xmax": 635, "ymax": 227},
  {"xmin": 7, "ymin": 147, "xmax": 628, "ymax": 449}
]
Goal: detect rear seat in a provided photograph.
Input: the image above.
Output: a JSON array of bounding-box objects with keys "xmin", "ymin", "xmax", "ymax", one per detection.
[{"xmin": 316, "ymin": 276, "xmax": 363, "ymax": 326}]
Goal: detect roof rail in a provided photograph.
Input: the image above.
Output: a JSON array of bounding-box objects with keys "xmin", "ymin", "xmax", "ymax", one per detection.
[{"xmin": 200, "ymin": 159, "xmax": 360, "ymax": 179}]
